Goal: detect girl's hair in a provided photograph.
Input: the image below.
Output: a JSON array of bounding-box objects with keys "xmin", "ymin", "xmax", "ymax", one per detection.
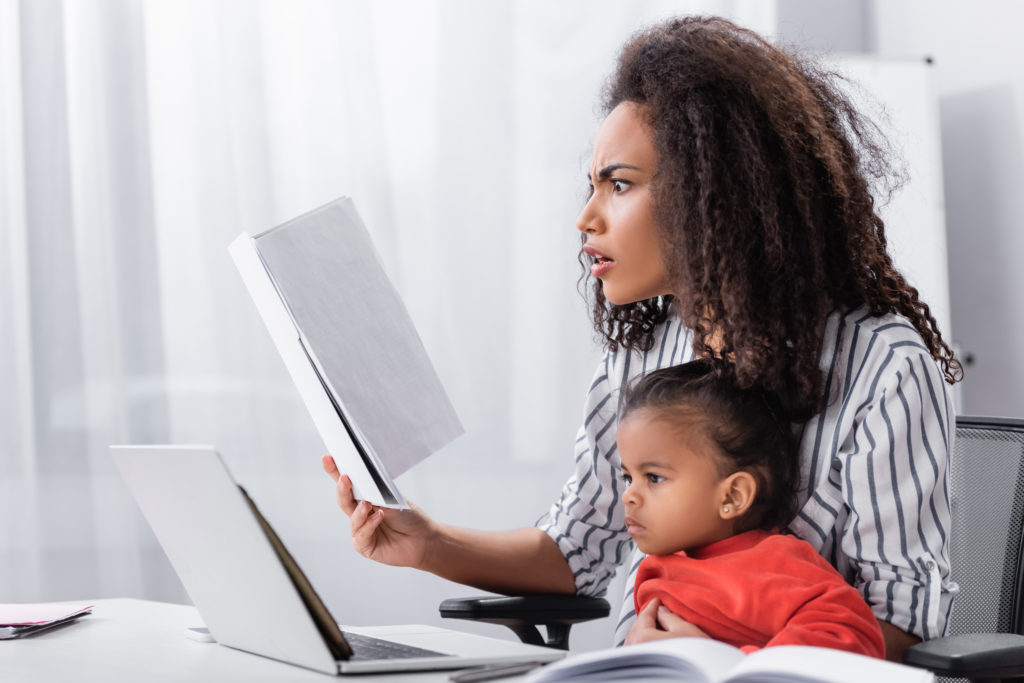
[
  {"xmin": 621, "ymin": 359, "xmax": 799, "ymax": 533},
  {"xmin": 583, "ymin": 15, "xmax": 962, "ymax": 419}
]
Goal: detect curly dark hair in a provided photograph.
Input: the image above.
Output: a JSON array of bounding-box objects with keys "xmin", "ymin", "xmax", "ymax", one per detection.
[
  {"xmin": 582, "ymin": 15, "xmax": 962, "ymax": 419},
  {"xmin": 621, "ymin": 359, "xmax": 799, "ymax": 533}
]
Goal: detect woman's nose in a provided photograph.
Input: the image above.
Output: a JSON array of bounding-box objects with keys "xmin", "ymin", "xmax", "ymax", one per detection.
[{"xmin": 576, "ymin": 196, "xmax": 602, "ymax": 235}]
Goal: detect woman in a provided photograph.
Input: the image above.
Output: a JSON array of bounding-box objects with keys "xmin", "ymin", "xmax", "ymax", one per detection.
[{"xmin": 323, "ymin": 16, "xmax": 961, "ymax": 661}]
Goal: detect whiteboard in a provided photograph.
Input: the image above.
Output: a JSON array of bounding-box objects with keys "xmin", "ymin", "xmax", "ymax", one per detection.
[{"xmin": 832, "ymin": 56, "xmax": 952, "ymax": 338}]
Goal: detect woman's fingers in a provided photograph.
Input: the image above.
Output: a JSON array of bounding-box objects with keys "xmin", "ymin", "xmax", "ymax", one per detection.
[
  {"xmin": 350, "ymin": 500, "xmax": 384, "ymax": 557},
  {"xmin": 322, "ymin": 456, "xmax": 428, "ymax": 567},
  {"xmin": 350, "ymin": 499, "xmax": 373, "ymax": 532},
  {"xmin": 321, "ymin": 454, "xmax": 340, "ymax": 480},
  {"xmin": 323, "ymin": 455, "xmax": 359, "ymax": 516},
  {"xmin": 336, "ymin": 475, "xmax": 360, "ymax": 515}
]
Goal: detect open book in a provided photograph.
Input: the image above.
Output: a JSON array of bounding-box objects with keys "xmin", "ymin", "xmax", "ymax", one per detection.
[
  {"xmin": 229, "ymin": 197, "xmax": 463, "ymax": 508},
  {"xmin": 524, "ymin": 639, "xmax": 934, "ymax": 683}
]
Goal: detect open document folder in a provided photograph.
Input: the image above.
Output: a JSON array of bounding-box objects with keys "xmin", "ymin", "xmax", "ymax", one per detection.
[{"xmin": 229, "ymin": 197, "xmax": 463, "ymax": 508}]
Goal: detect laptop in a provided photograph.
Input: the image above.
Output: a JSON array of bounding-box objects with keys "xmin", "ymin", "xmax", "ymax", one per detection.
[{"xmin": 110, "ymin": 445, "xmax": 565, "ymax": 675}]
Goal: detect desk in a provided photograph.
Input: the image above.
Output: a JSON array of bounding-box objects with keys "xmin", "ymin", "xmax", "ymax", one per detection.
[{"xmin": 1, "ymin": 599, "xmax": 530, "ymax": 682}]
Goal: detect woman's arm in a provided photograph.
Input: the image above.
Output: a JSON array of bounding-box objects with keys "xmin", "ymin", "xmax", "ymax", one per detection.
[
  {"xmin": 323, "ymin": 337, "xmax": 676, "ymax": 599},
  {"xmin": 836, "ymin": 341, "xmax": 955, "ymax": 644},
  {"xmin": 878, "ymin": 620, "xmax": 921, "ymax": 663},
  {"xmin": 423, "ymin": 524, "xmax": 577, "ymax": 595},
  {"xmin": 323, "ymin": 456, "xmax": 576, "ymax": 594}
]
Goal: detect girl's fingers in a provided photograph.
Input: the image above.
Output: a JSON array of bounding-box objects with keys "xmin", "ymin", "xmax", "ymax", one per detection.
[
  {"xmin": 655, "ymin": 605, "xmax": 686, "ymax": 629},
  {"xmin": 624, "ymin": 599, "xmax": 663, "ymax": 645},
  {"xmin": 654, "ymin": 607, "xmax": 707, "ymax": 639},
  {"xmin": 635, "ymin": 598, "xmax": 660, "ymax": 627}
]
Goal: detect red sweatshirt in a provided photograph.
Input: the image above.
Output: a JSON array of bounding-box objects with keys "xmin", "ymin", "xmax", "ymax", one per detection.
[{"xmin": 634, "ymin": 529, "xmax": 885, "ymax": 657}]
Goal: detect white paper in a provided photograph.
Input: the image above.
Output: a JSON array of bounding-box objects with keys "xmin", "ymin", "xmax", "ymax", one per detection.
[{"xmin": 229, "ymin": 197, "xmax": 463, "ymax": 507}]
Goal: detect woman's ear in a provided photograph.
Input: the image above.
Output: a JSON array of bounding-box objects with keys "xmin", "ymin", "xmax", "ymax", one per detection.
[{"xmin": 719, "ymin": 471, "xmax": 757, "ymax": 519}]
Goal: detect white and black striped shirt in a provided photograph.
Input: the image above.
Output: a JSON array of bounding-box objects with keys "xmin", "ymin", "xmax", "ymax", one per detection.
[{"xmin": 537, "ymin": 307, "xmax": 957, "ymax": 645}]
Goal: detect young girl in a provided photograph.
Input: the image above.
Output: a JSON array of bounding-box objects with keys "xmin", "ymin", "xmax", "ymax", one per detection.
[
  {"xmin": 618, "ymin": 359, "xmax": 884, "ymax": 657},
  {"xmin": 323, "ymin": 15, "xmax": 960, "ymax": 661}
]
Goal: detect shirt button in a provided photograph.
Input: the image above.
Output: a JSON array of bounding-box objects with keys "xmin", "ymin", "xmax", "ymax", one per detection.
[
  {"xmin": 831, "ymin": 458, "xmax": 842, "ymax": 471},
  {"xmin": 924, "ymin": 560, "xmax": 936, "ymax": 571}
]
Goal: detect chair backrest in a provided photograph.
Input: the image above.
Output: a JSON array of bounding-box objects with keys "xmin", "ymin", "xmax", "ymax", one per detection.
[{"xmin": 946, "ymin": 415, "xmax": 1024, "ymax": 637}]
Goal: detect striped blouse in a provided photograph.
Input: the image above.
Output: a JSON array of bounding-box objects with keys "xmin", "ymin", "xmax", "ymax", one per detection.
[{"xmin": 537, "ymin": 306, "xmax": 958, "ymax": 645}]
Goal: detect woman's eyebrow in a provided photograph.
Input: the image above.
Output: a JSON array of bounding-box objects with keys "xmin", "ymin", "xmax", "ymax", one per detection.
[{"xmin": 588, "ymin": 163, "xmax": 641, "ymax": 182}]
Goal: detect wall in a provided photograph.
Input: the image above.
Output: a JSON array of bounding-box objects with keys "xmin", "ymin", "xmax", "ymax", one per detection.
[
  {"xmin": 779, "ymin": 0, "xmax": 1024, "ymax": 418},
  {"xmin": 871, "ymin": 0, "xmax": 1024, "ymax": 419}
]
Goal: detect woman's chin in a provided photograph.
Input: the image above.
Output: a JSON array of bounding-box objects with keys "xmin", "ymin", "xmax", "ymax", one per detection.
[
  {"xmin": 600, "ymin": 284, "xmax": 670, "ymax": 307},
  {"xmin": 602, "ymin": 289, "xmax": 640, "ymax": 307}
]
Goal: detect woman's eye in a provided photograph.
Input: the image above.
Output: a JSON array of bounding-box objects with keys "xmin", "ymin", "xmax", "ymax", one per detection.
[{"xmin": 611, "ymin": 179, "xmax": 629, "ymax": 192}]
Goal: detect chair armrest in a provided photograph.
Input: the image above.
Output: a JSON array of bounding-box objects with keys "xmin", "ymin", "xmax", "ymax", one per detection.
[
  {"xmin": 440, "ymin": 595, "xmax": 611, "ymax": 625},
  {"xmin": 439, "ymin": 595, "xmax": 610, "ymax": 650},
  {"xmin": 902, "ymin": 632, "xmax": 1024, "ymax": 678}
]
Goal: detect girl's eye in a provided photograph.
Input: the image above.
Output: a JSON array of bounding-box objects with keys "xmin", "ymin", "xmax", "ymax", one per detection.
[
  {"xmin": 646, "ymin": 473, "xmax": 664, "ymax": 484},
  {"xmin": 620, "ymin": 472, "xmax": 632, "ymax": 485}
]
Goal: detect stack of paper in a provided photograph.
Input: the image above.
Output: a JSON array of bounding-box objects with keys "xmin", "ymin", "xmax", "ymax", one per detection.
[{"xmin": 0, "ymin": 603, "xmax": 93, "ymax": 639}]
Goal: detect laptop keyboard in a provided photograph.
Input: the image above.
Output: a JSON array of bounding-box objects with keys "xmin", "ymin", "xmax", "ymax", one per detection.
[{"xmin": 341, "ymin": 631, "xmax": 451, "ymax": 661}]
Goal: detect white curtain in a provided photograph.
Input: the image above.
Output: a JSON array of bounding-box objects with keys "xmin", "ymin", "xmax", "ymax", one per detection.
[{"xmin": 0, "ymin": 0, "xmax": 774, "ymax": 649}]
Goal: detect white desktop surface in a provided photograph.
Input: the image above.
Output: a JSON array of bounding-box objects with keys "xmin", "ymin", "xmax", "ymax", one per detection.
[{"xmin": 1, "ymin": 599, "xmax": 531, "ymax": 682}]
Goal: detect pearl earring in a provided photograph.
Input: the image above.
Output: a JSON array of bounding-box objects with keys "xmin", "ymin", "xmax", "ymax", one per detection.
[{"xmin": 723, "ymin": 506, "xmax": 730, "ymax": 513}]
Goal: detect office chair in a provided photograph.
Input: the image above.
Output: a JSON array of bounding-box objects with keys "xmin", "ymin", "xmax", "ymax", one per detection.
[
  {"xmin": 902, "ymin": 415, "xmax": 1024, "ymax": 682},
  {"xmin": 441, "ymin": 416, "xmax": 1024, "ymax": 680},
  {"xmin": 438, "ymin": 594, "xmax": 610, "ymax": 650}
]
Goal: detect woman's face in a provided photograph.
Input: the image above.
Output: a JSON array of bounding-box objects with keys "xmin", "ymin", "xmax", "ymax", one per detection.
[{"xmin": 577, "ymin": 102, "xmax": 670, "ymax": 306}]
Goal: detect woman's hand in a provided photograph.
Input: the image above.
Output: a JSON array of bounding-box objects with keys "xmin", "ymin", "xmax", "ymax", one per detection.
[
  {"xmin": 321, "ymin": 454, "xmax": 435, "ymax": 569},
  {"xmin": 625, "ymin": 598, "xmax": 710, "ymax": 645}
]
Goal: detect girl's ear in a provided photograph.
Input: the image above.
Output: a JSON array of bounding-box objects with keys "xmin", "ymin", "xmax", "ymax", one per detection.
[{"xmin": 719, "ymin": 471, "xmax": 757, "ymax": 520}]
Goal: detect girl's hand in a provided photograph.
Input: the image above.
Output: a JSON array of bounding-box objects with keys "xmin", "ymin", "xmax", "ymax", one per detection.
[
  {"xmin": 625, "ymin": 598, "xmax": 710, "ymax": 645},
  {"xmin": 321, "ymin": 454, "xmax": 435, "ymax": 569}
]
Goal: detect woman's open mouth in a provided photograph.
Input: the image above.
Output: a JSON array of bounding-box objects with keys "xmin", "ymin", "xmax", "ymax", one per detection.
[{"xmin": 584, "ymin": 245, "xmax": 615, "ymax": 278}]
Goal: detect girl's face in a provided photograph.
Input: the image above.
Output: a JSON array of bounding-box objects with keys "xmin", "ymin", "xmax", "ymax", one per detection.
[
  {"xmin": 577, "ymin": 102, "xmax": 671, "ymax": 306},
  {"xmin": 618, "ymin": 410, "xmax": 734, "ymax": 556}
]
